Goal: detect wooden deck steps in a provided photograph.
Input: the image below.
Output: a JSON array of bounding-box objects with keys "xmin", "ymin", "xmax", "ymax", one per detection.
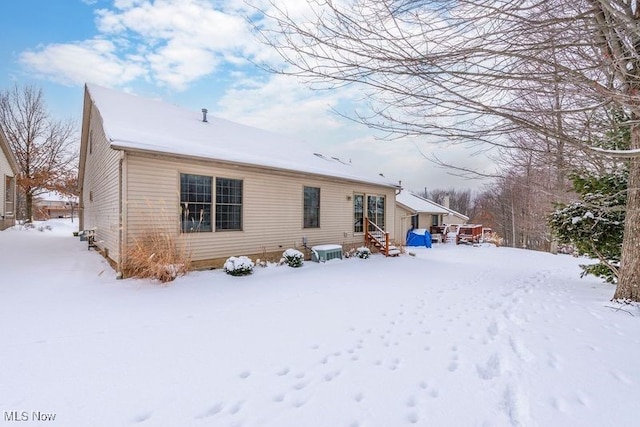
[{"xmin": 364, "ymin": 218, "xmax": 400, "ymax": 257}]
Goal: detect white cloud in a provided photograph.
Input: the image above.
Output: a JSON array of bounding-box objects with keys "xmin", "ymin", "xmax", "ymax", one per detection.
[
  {"xmin": 19, "ymin": 39, "xmax": 147, "ymax": 87},
  {"xmin": 214, "ymin": 74, "xmax": 350, "ymax": 134},
  {"xmin": 16, "ymin": 0, "xmax": 493, "ymax": 192},
  {"xmin": 213, "ymin": 73, "xmax": 492, "ymax": 191},
  {"xmin": 21, "ymin": 0, "xmax": 264, "ymax": 90}
]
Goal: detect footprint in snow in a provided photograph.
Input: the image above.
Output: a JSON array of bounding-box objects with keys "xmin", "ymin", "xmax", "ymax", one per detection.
[
  {"xmin": 574, "ymin": 391, "xmax": 590, "ymax": 407},
  {"xmin": 292, "ymin": 380, "xmax": 309, "ymax": 390},
  {"xmin": 132, "ymin": 412, "xmax": 152, "ymax": 423},
  {"xmin": 238, "ymin": 370, "xmax": 251, "ymax": 379},
  {"xmin": 487, "ymin": 320, "xmax": 500, "ymax": 339},
  {"xmin": 276, "ymin": 367, "xmax": 290, "ymax": 376},
  {"xmin": 547, "ymin": 352, "xmax": 561, "ymax": 370},
  {"xmin": 228, "ymin": 400, "xmax": 244, "ymax": 415},
  {"xmin": 196, "ymin": 403, "xmax": 223, "ymax": 419},
  {"xmin": 509, "ymin": 336, "xmax": 533, "ymax": 362},
  {"xmin": 549, "ymin": 396, "xmax": 567, "ymax": 413},
  {"xmin": 407, "ymin": 412, "xmax": 419, "ymax": 424},
  {"xmin": 610, "ymin": 370, "xmax": 634, "ymax": 385},
  {"xmin": 324, "ymin": 370, "xmax": 341, "ymax": 382},
  {"xmin": 292, "ymin": 397, "xmax": 308, "ymax": 408},
  {"xmin": 476, "ymin": 353, "xmax": 502, "ymax": 380}
]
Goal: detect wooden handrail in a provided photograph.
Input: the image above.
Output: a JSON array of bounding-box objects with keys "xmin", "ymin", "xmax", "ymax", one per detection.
[{"xmin": 364, "ymin": 217, "xmax": 390, "ymax": 256}]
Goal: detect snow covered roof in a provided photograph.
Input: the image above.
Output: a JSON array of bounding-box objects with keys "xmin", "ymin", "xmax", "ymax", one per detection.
[
  {"xmin": 396, "ymin": 191, "xmax": 469, "ymax": 220},
  {"xmin": 36, "ymin": 191, "xmax": 78, "ymax": 203},
  {"xmin": 86, "ymin": 84, "xmax": 397, "ymax": 188}
]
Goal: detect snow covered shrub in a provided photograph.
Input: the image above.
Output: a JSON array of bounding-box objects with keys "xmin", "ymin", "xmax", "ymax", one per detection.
[
  {"xmin": 282, "ymin": 248, "xmax": 304, "ymax": 268},
  {"xmin": 122, "ymin": 230, "xmax": 191, "ymax": 283},
  {"xmin": 224, "ymin": 256, "xmax": 255, "ymax": 276},
  {"xmin": 20, "ymin": 221, "xmax": 35, "ymax": 230},
  {"xmin": 355, "ymin": 247, "xmax": 371, "ymax": 259}
]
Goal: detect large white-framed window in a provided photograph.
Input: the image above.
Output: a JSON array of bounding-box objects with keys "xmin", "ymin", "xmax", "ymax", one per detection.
[
  {"xmin": 180, "ymin": 173, "xmax": 212, "ymax": 232},
  {"xmin": 367, "ymin": 195, "xmax": 385, "ymax": 229},
  {"xmin": 215, "ymin": 177, "xmax": 242, "ymax": 231},
  {"xmin": 353, "ymin": 193, "xmax": 364, "ymax": 233}
]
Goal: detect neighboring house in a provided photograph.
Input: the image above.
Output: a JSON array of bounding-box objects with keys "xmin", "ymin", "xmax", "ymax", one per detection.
[
  {"xmin": 0, "ymin": 126, "xmax": 20, "ymax": 230},
  {"xmin": 34, "ymin": 192, "xmax": 79, "ymax": 220},
  {"xmin": 78, "ymin": 84, "xmax": 399, "ymax": 274},
  {"xmin": 395, "ymin": 191, "xmax": 469, "ymax": 244}
]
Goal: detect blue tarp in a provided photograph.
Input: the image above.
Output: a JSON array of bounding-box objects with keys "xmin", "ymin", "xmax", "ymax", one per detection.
[{"xmin": 406, "ymin": 228, "xmax": 432, "ymax": 248}]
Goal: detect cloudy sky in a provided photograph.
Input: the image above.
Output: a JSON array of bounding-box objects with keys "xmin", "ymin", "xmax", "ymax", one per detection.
[{"xmin": 0, "ymin": 0, "xmax": 495, "ymax": 193}]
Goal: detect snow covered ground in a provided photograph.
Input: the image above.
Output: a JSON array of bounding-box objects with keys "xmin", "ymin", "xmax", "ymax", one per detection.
[{"xmin": 1, "ymin": 219, "xmax": 639, "ymax": 427}]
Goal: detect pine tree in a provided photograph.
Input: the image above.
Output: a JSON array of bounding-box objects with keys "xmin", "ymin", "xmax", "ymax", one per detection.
[
  {"xmin": 549, "ymin": 114, "xmax": 628, "ymax": 284},
  {"xmin": 549, "ymin": 172, "xmax": 626, "ymax": 283}
]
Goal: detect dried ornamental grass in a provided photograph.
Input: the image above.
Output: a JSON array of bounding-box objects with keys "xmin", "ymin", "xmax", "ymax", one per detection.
[{"xmin": 123, "ymin": 231, "xmax": 191, "ymax": 283}]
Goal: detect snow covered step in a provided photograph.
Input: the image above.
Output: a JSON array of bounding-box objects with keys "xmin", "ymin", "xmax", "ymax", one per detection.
[{"xmin": 388, "ymin": 248, "xmax": 401, "ymax": 256}]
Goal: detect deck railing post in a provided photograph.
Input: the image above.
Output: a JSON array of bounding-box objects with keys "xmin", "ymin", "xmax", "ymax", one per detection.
[
  {"xmin": 385, "ymin": 232, "xmax": 389, "ymax": 257},
  {"xmin": 364, "ymin": 217, "xmax": 369, "ymax": 245}
]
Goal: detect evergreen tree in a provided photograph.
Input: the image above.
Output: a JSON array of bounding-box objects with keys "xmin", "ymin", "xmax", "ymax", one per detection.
[{"xmin": 549, "ymin": 115, "xmax": 628, "ymax": 284}]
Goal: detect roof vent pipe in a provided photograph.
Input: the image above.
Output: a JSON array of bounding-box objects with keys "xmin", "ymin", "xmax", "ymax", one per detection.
[{"xmin": 201, "ymin": 108, "xmax": 208, "ymax": 122}]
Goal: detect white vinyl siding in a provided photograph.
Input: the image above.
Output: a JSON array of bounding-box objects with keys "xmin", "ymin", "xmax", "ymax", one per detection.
[
  {"xmin": 81, "ymin": 105, "xmax": 122, "ymax": 263},
  {"xmin": 394, "ymin": 204, "xmax": 412, "ymax": 245},
  {"xmin": 124, "ymin": 152, "xmax": 396, "ymax": 262},
  {"xmin": 0, "ymin": 157, "xmax": 12, "ymax": 218}
]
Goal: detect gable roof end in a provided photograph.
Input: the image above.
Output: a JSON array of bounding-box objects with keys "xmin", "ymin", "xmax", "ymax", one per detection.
[{"xmin": 0, "ymin": 125, "xmax": 20, "ymax": 175}]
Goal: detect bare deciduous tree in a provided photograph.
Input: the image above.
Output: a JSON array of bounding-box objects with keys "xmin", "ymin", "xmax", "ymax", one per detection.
[
  {"xmin": 256, "ymin": 0, "xmax": 640, "ymax": 301},
  {"xmin": 0, "ymin": 84, "xmax": 78, "ymax": 221},
  {"xmin": 418, "ymin": 187, "xmax": 473, "ymax": 217}
]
